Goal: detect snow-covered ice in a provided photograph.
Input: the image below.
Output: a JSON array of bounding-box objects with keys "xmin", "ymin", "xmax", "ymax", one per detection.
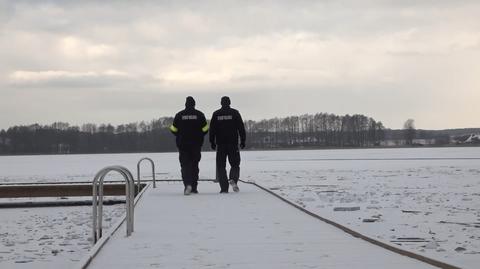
[
  {"xmin": 0, "ymin": 147, "xmax": 479, "ymax": 268},
  {"xmin": 0, "ymin": 201, "xmax": 124, "ymax": 268},
  {"xmin": 242, "ymin": 148, "xmax": 480, "ymax": 269}
]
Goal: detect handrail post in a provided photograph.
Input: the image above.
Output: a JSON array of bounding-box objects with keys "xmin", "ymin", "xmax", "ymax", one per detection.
[
  {"xmin": 137, "ymin": 158, "xmax": 156, "ymax": 189},
  {"xmin": 92, "ymin": 166, "xmax": 135, "ymax": 244}
]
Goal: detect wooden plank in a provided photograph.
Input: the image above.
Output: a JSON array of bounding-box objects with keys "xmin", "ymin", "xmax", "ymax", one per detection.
[
  {"xmin": 0, "ymin": 199, "xmax": 125, "ymax": 208},
  {"xmin": 0, "ymin": 184, "xmax": 145, "ymax": 198}
]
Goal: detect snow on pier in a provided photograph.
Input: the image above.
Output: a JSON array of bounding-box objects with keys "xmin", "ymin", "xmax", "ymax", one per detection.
[{"xmin": 84, "ymin": 182, "xmax": 436, "ymax": 269}]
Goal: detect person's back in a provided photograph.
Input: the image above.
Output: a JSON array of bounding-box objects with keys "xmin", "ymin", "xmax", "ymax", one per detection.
[
  {"xmin": 170, "ymin": 96, "xmax": 208, "ymax": 195},
  {"xmin": 209, "ymin": 96, "xmax": 246, "ymax": 193},
  {"xmin": 173, "ymin": 106, "xmax": 208, "ymax": 150},
  {"xmin": 209, "ymin": 106, "xmax": 245, "ymax": 146}
]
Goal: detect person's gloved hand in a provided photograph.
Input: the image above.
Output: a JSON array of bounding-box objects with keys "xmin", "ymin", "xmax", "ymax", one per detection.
[
  {"xmin": 240, "ymin": 142, "xmax": 246, "ymax": 149},
  {"xmin": 211, "ymin": 143, "xmax": 216, "ymax": 150}
]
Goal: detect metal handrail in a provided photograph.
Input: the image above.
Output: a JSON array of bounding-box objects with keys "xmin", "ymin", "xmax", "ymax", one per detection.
[
  {"xmin": 137, "ymin": 157, "xmax": 156, "ymax": 189},
  {"xmin": 92, "ymin": 165, "xmax": 135, "ymax": 243}
]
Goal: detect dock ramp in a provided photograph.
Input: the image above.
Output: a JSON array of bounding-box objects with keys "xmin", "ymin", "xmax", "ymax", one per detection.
[{"xmin": 82, "ymin": 181, "xmax": 438, "ymax": 269}]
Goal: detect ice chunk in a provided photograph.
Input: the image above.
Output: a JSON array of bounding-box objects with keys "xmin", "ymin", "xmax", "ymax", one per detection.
[{"xmin": 334, "ymin": 206, "xmax": 360, "ymax": 211}]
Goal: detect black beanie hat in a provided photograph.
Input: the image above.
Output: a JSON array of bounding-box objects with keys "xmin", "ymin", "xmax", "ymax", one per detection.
[
  {"xmin": 185, "ymin": 96, "xmax": 195, "ymax": 108},
  {"xmin": 221, "ymin": 96, "xmax": 231, "ymax": 106}
]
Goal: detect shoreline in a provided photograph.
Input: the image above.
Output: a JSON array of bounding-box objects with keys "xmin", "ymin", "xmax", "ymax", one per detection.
[{"xmin": 0, "ymin": 144, "xmax": 479, "ymax": 157}]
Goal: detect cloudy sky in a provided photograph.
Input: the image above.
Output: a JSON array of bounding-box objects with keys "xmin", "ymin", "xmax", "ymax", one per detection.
[{"xmin": 1, "ymin": 0, "xmax": 479, "ymax": 130}]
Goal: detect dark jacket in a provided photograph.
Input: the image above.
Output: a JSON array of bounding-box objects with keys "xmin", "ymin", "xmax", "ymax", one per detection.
[
  {"xmin": 170, "ymin": 107, "xmax": 208, "ymax": 150},
  {"xmin": 209, "ymin": 106, "xmax": 246, "ymax": 146}
]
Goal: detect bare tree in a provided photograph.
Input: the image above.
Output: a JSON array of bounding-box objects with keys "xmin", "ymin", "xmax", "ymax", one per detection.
[
  {"xmin": 403, "ymin": 119, "xmax": 416, "ymax": 145},
  {"xmin": 81, "ymin": 123, "xmax": 97, "ymax": 134}
]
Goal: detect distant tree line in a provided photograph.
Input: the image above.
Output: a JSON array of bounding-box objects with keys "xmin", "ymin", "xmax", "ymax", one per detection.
[
  {"xmin": 0, "ymin": 119, "xmax": 176, "ymax": 155},
  {"xmin": 0, "ymin": 113, "xmax": 386, "ymax": 155},
  {"xmin": 245, "ymin": 113, "xmax": 385, "ymax": 149}
]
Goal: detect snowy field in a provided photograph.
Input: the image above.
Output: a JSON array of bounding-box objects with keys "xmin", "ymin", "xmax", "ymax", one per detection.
[{"xmin": 0, "ymin": 147, "xmax": 479, "ymax": 268}]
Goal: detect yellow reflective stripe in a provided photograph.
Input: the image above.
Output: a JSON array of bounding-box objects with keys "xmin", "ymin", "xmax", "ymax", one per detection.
[
  {"xmin": 170, "ymin": 125, "xmax": 178, "ymax": 132},
  {"xmin": 202, "ymin": 124, "xmax": 209, "ymax": 132}
]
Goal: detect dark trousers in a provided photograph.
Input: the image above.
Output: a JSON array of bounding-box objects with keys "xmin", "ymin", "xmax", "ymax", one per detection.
[
  {"xmin": 179, "ymin": 147, "xmax": 201, "ymax": 191},
  {"xmin": 216, "ymin": 144, "xmax": 240, "ymax": 192}
]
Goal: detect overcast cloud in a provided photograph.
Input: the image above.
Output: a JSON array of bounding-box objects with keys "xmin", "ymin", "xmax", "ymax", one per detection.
[{"xmin": 1, "ymin": 0, "xmax": 479, "ymax": 129}]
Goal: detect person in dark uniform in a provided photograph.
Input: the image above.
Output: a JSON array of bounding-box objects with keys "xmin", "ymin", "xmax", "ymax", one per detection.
[
  {"xmin": 209, "ymin": 96, "xmax": 246, "ymax": 193},
  {"xmin": 170, "ymin": 96, "xmax": 209, "ymax": 195}
]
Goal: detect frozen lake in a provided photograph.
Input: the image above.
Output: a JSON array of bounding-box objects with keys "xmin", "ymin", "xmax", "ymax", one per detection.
[{"xmin": 1, "ymin": 147, "xmax": 479, "ymax": 268}]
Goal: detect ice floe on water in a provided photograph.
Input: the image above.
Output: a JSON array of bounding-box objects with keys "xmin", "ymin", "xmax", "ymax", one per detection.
[{"xmin": 0, "ymin": 201, "xmax": 124, "ymax": 268}]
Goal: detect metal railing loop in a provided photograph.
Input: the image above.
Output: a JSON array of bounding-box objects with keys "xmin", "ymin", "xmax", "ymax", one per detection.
[
  {"xmin": 137, "ymin": 157, "xmax": 156, "ymax": 189},
  {"xmin": 92, "ymin": 165, "xmax": 135, "ymax": 244}
]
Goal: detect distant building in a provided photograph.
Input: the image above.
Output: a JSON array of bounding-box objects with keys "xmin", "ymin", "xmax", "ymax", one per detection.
[
  {"xmin": 412, "ymin": 138, "xmax": 436, "ymax": 145},
  {"xmin": 455, "ymin": 134, "xmax": 480, "ymax": 144},
  {"xmin": 381, "ymin": 138, "xmax": 443, "ymax": 147}
]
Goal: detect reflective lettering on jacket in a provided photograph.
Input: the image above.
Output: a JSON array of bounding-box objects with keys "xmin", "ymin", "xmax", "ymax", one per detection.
[
  {"xmin": 182, "ymin": 115, "xmax": 198, "ymax": 120},
  {"xmin": 217, "ymin": 115, "xmax": 233, "ymax": 120}
]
